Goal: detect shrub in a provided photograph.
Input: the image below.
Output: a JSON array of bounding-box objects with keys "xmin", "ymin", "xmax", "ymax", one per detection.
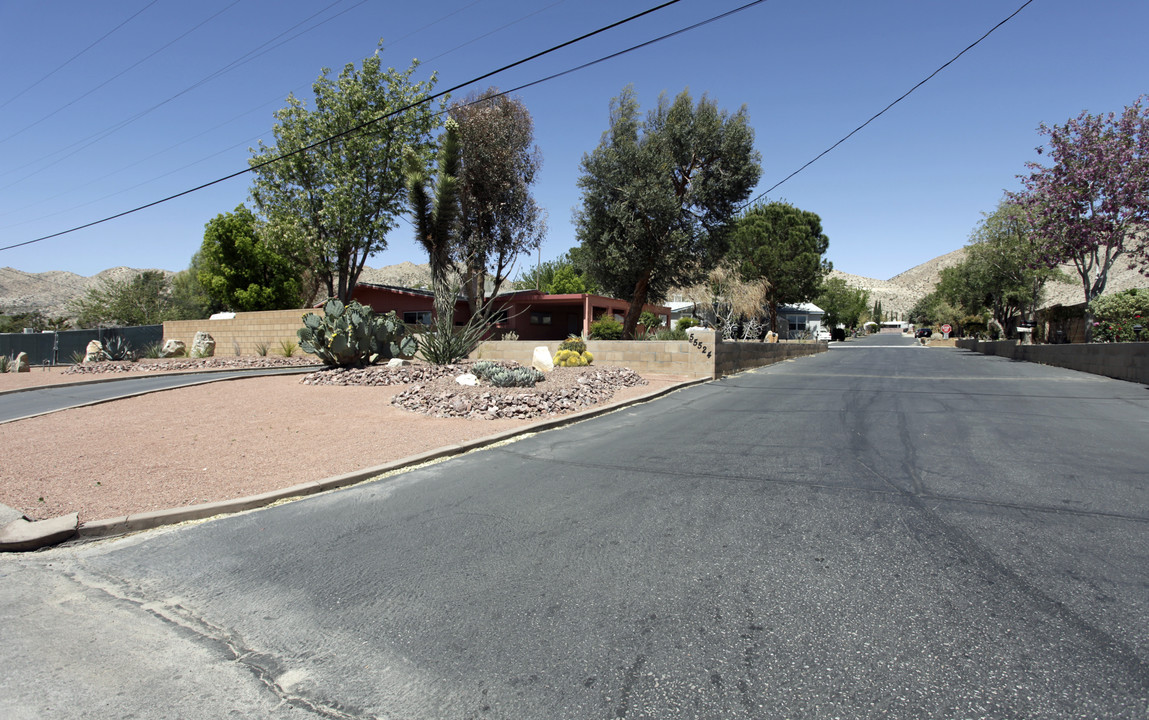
[
  {"xmin": 254, "ymin": 341, "xmax": 269, "ymax": 357},
  {"xmin": 299, "ymin": 299, "xmax": 417, "ymax": 367},
  {"xmin": 559, "ymin": 335, "xmax": 586, "ymax": 354},
  {"xmin": 675, "ymin": 317, "xmax": 699, "ymax": 332},
  {"xmin": 1090, "ymin": 289, "xmax": 1149, "ymax": 342},
  {"xmin": 500, "ymin": 330, "xmax": 519, "ymax": 341},
  {"xmin": 650, "ymin": 328, "xmax": 687, "ymax": 341},
  {"xmin": 141, "ymin": 342, "xmax": 164, "ymax": 359},
  {"xmin": 278, "ymin": 339, "xmax": 298, "ymax": 357},
  {"xmin": 0, "ymin": 355, "xmax": 10, "ymax": 373},
  {"xmin": 589, "ymin": 314, "xmax": 624, "ymax": 340},
  {"xmin": 638, "ymin": 310, "xmax": 663, "ymax": 331}
]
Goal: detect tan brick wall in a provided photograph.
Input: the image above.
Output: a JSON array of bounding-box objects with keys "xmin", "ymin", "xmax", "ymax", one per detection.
[
  {"xmin": 163, "ymin": 308, "xmax": 321, "ymax": 357},
  {"xmin": 470, "ymin": 330, "xmax": 825, "ymax": 378},
  {"xmin": 957, "ymin": 339, "xmax": 1149, "ymax": 384}
]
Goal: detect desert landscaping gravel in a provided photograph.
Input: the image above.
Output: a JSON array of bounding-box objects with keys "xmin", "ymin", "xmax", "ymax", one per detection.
[{"xmin": 1, "ymin": 358, "xmax": 682, "ymax": 524}]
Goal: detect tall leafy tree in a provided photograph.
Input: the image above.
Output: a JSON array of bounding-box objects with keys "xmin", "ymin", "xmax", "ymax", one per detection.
[
  {"xmin": 1013, "ymin": 97, "xmax": 1149, "ymax": 341},
  {"xmin": 198, "ymin": 205, "xmax": 304, "ymax": 312},
  {"xmin": 729, "ymin": 201, "xmax": 832, "ymax": 332},
  {"xmin": 816, "ymin": 276, "xmax": 869, "ymax": 331},
  {"xmin": 70, "ymin": 271, "xmax": 175, "ymax": 327},
  {"xmin": 449, "ymin": 88, "xmax": 546, "ymax": 315},
  {"xmin": 936, "ymin": 201, "xmax": 1066, "ymax": 338},
  {"xmin": 574, "ymin": 86, "xmax": 761, "ymax": 337},
  {"xmin": 249, "ymin": 49, "xmax": 441, "ymax": 302}
]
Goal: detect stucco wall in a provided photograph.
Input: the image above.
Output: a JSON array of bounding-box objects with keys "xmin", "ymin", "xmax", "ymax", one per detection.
[
  {"xmin": 715, "ymin": 340, "xmax": 827, "ymax": 376},
  {"xmin": 957, "ymin": 339, "xmax": 1149, "ymax": 384}
]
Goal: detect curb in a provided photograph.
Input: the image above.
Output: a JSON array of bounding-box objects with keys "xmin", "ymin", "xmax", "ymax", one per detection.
[
  {"xmin": 75, "ymin": 376, "xmax": 709, "ymax": 541},
  {"xmin": 0, "ymin": 366, "xmax": 321, "ymax": 425},
  {"xmin": 0, "ymin": 363, "xmax": 322, "ymax": 398}
]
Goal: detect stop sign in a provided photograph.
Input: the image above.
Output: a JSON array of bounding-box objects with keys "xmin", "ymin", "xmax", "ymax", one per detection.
[{"xmin": 941, "ymin": 324, "xmax": 952, "ymax": 334}]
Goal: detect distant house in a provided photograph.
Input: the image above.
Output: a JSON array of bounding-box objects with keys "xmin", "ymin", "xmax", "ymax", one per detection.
[
  {"xmin": 776, "ymin": 302, "xmax": 825, "ymax": 339},
  {"xmin": 349, "ymin": 283, "xmax": 671, "ymax": 341}
]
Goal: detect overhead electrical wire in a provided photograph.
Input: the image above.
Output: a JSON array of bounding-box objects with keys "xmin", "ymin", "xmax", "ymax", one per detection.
[
  {"xmin": 0, "ymin": 0, "xmax": 566, "ymax": 223},
  {"xmin": 742, "ymin": 0, "xmax": 1035, "ymax": 208},
  {"xmin": 1, "ymin": 0, "xmax": 700, "ymax": 252},
  {"xmin": 0, "ymin": 0, "xmax": 161, "ymax": 112},
  {"xmin": 0, "ymin": 0, "xmax": 367, "ymax": 187},
  {"xmin": 0, "ymin": 0, "xmax": 247, "ymax": 146}
]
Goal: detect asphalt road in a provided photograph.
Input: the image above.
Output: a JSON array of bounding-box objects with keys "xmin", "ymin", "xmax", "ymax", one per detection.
[
  {"xmin": 0, "ymin": 365, "xmax": 317, "ymax": 423},
  {"xmin": 3, "ymin": 334, "xmax": 1148, "ymax": 719}
]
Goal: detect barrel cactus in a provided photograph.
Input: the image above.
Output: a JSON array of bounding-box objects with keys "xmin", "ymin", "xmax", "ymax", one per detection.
[
  {"xmin": 559, "ymin": 335, "xmax": 586, "ymax": 354},
  {"xmin": 554, "ymin": 348, "xmax": 593, "ymax": 367},
  {"xmin": 298, "ymin": 299, "xmax": 417, "ymax": 367}
]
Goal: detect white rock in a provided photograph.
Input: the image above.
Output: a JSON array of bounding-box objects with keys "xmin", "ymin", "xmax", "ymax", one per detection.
[
  {"xmin": 387, "ymin": 358, "xmax": 411, "ymax": 367},
  {"xmin": 160, "ymin": 339, "xmax": 185, "ymax": 358},
  {"xmin": 14, "ymin": 352, "xmax": 30, "ymax": 372},
  {"xmin": 455, "ymin": 373, "xmax": 478, "ymax": 386},
  {"xmin": 83, "ymin": 340, "xmax": 103, "ymax": 363},
  {"xmin": 191, "ymin": 332, "xmax": 215, "ymax": 358},
  {"xmin": 532, "ymin": 346, "xmax": 554, "ymax": 373}
]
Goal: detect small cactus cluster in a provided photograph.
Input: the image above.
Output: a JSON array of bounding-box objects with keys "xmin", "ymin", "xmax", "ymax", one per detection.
[
  {"xmin": 554, "ymin": 335, "xmax": 593, "ymax": 367},
  {"xmin": 470, "ymin": 361, "xmax": 544, "ymax": 387},
  {"xmin": 553, "ymin": 349, "xmax": 593, "ymax": 367}
]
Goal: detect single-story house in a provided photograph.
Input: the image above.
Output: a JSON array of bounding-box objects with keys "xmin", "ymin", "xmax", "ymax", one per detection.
[
  {"xmin": 776, "ymin": 302, "xmax": 826, "ymax": 339},
  {"xmin": 349, "ymin": 283, "xmax": 671, "ymax": 341}
]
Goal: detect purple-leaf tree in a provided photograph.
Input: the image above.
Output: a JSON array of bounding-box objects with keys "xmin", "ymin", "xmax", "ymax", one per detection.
[{"xmin": 1012, "ymin": 96, "xmax": 1149, "ymax": 342}]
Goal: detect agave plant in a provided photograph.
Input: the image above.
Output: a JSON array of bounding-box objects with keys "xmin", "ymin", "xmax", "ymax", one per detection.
[
  {"xmin": 298, "ymin": 299, "xmax": 416, "ymax": 367},
  {"xmin": 100, "ymin": 336, "xmax": 134, "ymax": 361}
]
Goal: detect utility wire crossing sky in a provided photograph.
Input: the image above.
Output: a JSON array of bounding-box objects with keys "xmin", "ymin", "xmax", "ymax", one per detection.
[{"xmin": 0, "ymin": 0, "xmax": 1145, "ymax": 280}]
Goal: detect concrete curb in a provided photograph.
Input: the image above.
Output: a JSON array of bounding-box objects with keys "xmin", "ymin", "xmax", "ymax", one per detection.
[
  {"xmin": 75, "ymin": 376, "xmax": 709, "ymax": 542},
  {"xmin": 0, "ymin": 363, "xmax": 322, "ymax": 398},
  {"xmin": 0, "ymin": 366, "xmax": 321, "ymax": 425},
  {"xmin": 0, "ymin": 512, "xmax": 79, "ymax": 552}
]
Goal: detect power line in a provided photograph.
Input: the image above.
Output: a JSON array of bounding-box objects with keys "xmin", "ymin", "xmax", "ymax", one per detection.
[
  {"xmin": 0, "ymin": 0, "xmax": 569, "ymax": 223},
  {"xmin": 1, "ymin": 0, "xmax": 701, "ymax": 252},
  {"xmin": 0, "ymin": 0, "xmax": 161, "ymax": 111},
  {"xmin": 0, "ymin": 0, "xmax": 246, "ymax": 146},
  {"xmin": 741, "ymin": 0, "xmax": 1035, "ymax": 209}
]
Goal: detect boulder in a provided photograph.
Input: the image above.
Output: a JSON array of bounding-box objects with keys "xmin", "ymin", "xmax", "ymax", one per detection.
[
  {"xmin": 455, "ymin": 373, "xmax": 478, "ymax": 386},
  {"xmin": 191, "ymin": 332, "xmax": 215, "ymax": 358},
  {"xmin": 764, "ymin": 331, "xmax": 779, "ymax": 343},
  {"xmin": 387, "ymin": 358, "xmax": 411, "ymax": 368},
  {"xmin": 83, "ymin": 340, "xmax": 103, "ymax": 363},
  {"xmin": 532, "ymin": 346, "xmax": 554, "ymax": 373},
  {"xmin": 160, "ymin": 339, "xmax": 186, "ymax": 358},
  {"xmin": 14, "ymin": 352, "xmax": 30, "ymax": 372}
]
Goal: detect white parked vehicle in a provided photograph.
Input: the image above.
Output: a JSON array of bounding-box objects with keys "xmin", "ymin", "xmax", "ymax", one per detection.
[{"xmin": 816, "ymin": 329, "xmax": 831, "ymax": 341}]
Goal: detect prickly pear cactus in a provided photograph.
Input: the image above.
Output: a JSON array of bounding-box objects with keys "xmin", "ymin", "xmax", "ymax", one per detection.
[{"xmin": 298, "ymin": 299, "xmax": 416, "ymax": 367}]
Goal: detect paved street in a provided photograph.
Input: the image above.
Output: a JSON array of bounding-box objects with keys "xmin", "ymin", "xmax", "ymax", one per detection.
[{"xmin": 3, "ymin": 334, "xmax": 1147, "ymax": 718}]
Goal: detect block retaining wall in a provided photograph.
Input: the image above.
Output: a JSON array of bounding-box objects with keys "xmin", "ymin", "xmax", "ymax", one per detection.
[
  {"xmin": 956, "ymin": 339, "xmax": 1149, "ymax": 385},
  {"xmin": 163, "ymin": 309, "xmax": 318, "ymax": 357},
  {"xmin": 473, "ymin": 330, "xmax": 826, "ymax": 379}
]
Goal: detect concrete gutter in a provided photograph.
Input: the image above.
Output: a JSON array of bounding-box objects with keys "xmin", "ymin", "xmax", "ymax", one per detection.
[{"xmin": 74, "ymin": 376, "xmax": 711, "ymax": 542}]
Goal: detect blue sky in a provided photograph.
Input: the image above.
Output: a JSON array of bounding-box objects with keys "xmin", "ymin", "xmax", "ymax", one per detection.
[{"xmin": 0, "ymin": 0, "xmax": 1145, "ymax": 281}]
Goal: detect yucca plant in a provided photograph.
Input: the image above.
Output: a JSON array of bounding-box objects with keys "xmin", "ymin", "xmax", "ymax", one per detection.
[
  {"xmin": 254, "ymin": 341, "xmax": 269, "ymax": 357},
  {"xmin": 100, "ymin": 336, "xmax": 134, "ymax": 361},
  {"xmin": 277, "ymin": 339, "xmax": 298, "ymax": 358}
]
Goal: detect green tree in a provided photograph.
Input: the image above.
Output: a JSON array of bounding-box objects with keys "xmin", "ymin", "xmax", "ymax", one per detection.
[
  {"xmin": 936, "ymin": 201, "xmax": 1066, "ymax": 338},
  {"xmin": 449, "ymin": 88, "xmax": 546, "ymax": 315},
  {"xmin": 70, "ymin": 271, "xmax": 176, "ymax": 327},
  {"xmin": 515, "ymin": 251, "xmax": 598, "ymax": 294},
  {"xmin": 729, "ymin": 201, "xmax": 832, "ymax": 332},
  {"xmin": 168, "ymin": 252, "xmax": 216, "ymax": 320},
  {"xmin": 574, "ymin": 86, "xmax": 761, "ymax": 337},
  {"xmin": 249, "ymin": 48, "xmax": 441, "ymax": 302},
  {"xmin": 816, "ymin": 276, "xmax": 869, "ymax": 331},
  {"xmin": 198, "ymin": 205, "xmax": 304, "ymax": 312}
]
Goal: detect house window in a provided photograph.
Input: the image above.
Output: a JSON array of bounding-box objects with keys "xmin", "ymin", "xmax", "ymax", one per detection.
[
  {"xmin": 787, "ymin": 315, "xmax": 807, "ymax": 332},
  {"xmin": 403, "ymin": 311, "xmax": 432, "ymax": 326},
  {"xmin": 530, "ymin": 311, "xmax": 552, "ymax": 325}
]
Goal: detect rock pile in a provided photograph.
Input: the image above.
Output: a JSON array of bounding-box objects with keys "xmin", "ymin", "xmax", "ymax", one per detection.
[
  {"xmin": 63, "ymin": 356, "xmax": 317, "ymax": 375},
  {"xmin": 391, "ymin": 365, "xmax": 647, "ymax": 420}
]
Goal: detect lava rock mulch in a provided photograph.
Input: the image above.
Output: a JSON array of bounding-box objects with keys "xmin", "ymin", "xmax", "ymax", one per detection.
[{"xmin": 301, "ymin": 361, "xmax": 648, "ymax": 420}]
